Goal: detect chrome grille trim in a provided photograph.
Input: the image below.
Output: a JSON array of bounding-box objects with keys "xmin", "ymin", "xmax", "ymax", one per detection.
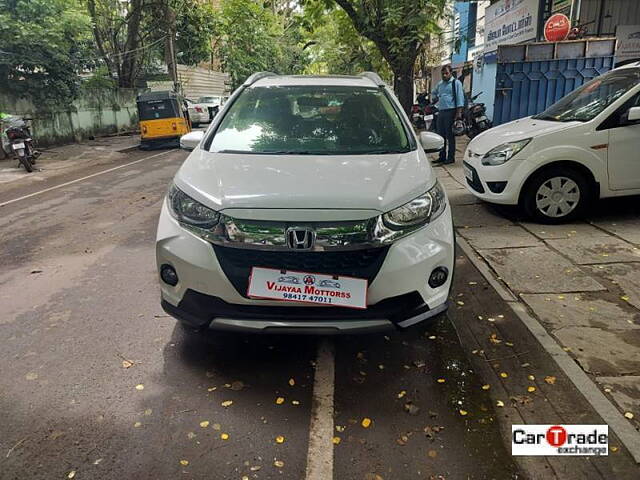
[{"xmin": 182, "ymin": 213, "xmax": 427, "ymax": 252}]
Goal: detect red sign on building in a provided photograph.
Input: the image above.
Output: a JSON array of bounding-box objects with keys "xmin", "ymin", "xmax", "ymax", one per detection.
[{"xmin": 544, "ymin": 13, "xmax": 571, "ymax": 42}]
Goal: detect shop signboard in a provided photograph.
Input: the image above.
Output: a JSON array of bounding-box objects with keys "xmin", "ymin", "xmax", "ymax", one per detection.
[{"xmin": 485, "ymin": 0, "xmax": 540, "ymax": 53}]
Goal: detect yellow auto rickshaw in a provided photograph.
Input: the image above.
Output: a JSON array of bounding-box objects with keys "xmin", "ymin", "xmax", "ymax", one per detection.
[{"xmin": 137, "ymin": 91, "xmax": 191, "ymax": 149}]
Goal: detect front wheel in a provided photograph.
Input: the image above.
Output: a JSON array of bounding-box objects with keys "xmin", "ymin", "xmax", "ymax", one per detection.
[{"xmin": 522, "ymin": 167, "xmax": 590, "ymax": 224}]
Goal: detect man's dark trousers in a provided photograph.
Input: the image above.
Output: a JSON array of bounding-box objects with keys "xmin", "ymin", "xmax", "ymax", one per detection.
[{"xmin": 436, "ymin": 108, "xmax": 456, "ymax": 164}]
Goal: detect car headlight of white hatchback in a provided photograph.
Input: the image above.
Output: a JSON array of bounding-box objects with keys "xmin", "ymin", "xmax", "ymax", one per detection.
[
  {"xmin": 383, "ymin": 180, "xmax": 447, "ymax": 229},
  {"xmin": 481, "ymin": 138, "xmax": 531, "ymax": 166},
  {"xmin": 168, "ymin": 184, "xmax": 220, "ymax": 229}
]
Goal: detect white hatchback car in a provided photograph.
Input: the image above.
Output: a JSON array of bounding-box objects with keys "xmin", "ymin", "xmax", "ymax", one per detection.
[
  {"xmin": 156, "ymin": 72, "xmax": 454, "ymax": 334},
  {"xmin": 464, "ymin": 62, "xmax": 640, "ymax": 223}
]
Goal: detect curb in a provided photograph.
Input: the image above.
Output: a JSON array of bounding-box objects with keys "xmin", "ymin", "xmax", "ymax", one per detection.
[{"xmin": 455, "ymin": 236, "xmax": 640, "ymax": 463}]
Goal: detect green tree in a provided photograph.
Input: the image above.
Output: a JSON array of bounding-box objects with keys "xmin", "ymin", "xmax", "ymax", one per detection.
[
  {"xmin": 301, "ymin": 2, "xmax": 391, "ymax": 81},
  {"xmin": 214, "ymin": 0, "xmax": 308, "ymax": 90},
  {"xmin": 330, "ymin": 0, "xmax": 446, "ymax": 112},
  {"xmin": 0, "ymin": 0, "xmax": 92, "ymax": 106},
  {"xmin": 87, "ymin": 0, "xmax": 148, "ymax": 88}
]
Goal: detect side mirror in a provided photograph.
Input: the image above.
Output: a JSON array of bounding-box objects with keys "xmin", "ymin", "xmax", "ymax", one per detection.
[
  {"xmin": 627, "ymin": 106, "xmax": 640, "ymax": 122},
  {"xmin": 419, "ymin": 131, "xmax": 445, "ymax": 153},
  {"xmin": 180, "ymin": 130, "xmax": 204, "ymax": 151}
]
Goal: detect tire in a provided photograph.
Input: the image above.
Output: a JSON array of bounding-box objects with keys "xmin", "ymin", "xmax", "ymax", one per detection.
[
  {"xmin": 522, "ymin": 166, "xmax": 591, "ymax": 224},
  {"xmin": 18, "ymin": 153, "xmax": 34, "ymax": 173}
]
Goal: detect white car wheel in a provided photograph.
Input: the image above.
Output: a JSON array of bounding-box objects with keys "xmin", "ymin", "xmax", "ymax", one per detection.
[
  {"xmin": 523, "ymin": 167, "xmax": 590, "ymax": 224},
  {"xmin": 535, "ymin": 176, "xmax": 581, "ymax": 218}
]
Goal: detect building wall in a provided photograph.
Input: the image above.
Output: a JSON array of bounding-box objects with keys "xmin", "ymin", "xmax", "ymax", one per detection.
[
  {"xmin": 579, "ymin": 0, "xmax": 640, "ymax": 36},
  {"xmin": 176, "ymin": 65, "xmax": 229, "ymax": 99},
  {"xmin": 0, "ymin": 89, "xmax": 140, "ymax": 147},
  {"xmin": 471, "ymin": 60, "xmax": 497, "ymax": 120}
]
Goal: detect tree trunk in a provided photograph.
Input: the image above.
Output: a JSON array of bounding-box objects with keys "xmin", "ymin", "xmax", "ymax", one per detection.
[
  {"xmin": 392, "ymin": 63, "xmax": 415, "ymax": 115},
  {"xmin": 119, "ymin": 0, "xmax": 144, "ymax": 88}
]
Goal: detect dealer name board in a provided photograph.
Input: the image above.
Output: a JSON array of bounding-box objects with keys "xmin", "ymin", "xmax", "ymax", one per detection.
[{"xmin": 485, "ymin": 0, "xmax": 540, "ymax": 53}]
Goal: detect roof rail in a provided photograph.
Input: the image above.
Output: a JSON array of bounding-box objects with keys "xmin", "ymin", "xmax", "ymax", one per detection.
[
  {"xmin": 243, "ymin": 72, "xmax": 277, "ymax": 86},
  {"xmin": 360, "ymin": 71, "xmax": 385, "ymax": 86}
]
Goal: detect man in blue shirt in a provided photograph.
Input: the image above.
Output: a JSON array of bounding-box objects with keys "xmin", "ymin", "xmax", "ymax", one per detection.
[{"xmin": 431, "ymin": 65, "xmax": 464, "ymax": 164}]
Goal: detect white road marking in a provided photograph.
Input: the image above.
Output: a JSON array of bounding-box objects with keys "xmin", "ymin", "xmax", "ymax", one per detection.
[
  {"xmin": 0, "ymin": 150, "xmax": 174, "ymax": 208},
  {"xmin": 305, "ymin": 339, "xmax": 335, "ymax": 480}
]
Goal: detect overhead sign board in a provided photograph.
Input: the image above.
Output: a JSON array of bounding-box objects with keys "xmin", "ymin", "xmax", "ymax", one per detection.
[
  {"xmin": 616, "ymin": 25, "xmax": 640, "ymax": 64},
  {"xmin": 485, "ymin": 0, "xmax": 540, "ymax": 53}
]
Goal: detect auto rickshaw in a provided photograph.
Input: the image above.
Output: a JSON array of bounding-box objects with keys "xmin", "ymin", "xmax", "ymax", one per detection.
[{"xmin": 136, "ymin": 91, "xmax": 191, "ymax": 149}]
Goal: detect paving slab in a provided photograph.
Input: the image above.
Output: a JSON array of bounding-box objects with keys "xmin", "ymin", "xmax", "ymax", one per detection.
[
  {"xmin": 439, "ymin": 176, "xmax": 465, "ymax": 190},
  {"xmin": 546, "ymin": 236, "xmax": 640, "ymax": 265},
  {"xmin": 453, "ymin": 203, "xmax": 514, "ymax": 227},
  {"xmin": 446, "ymin": 187, "xmax": 482, "ymax": 206},
  {"xmin": 478, "ymin": 246, "xmax": 605, "ymax": 293},
  {"xmin": 520, "ymin": 222, "xmax": 607, "ymax": 240},
  {"xmin": 554, "ymin": 327, "xmax": 640, "ymax": 376},
  {"xmin": 520, "ymin": 294, "xmax": 640, "ymax": 331},
  {"xmin": 591, "ymin": 217, "xmax": 640, "ymax": 245},
  {"xmin": 458, "ymin": 225, "xmax": 541, "ymax": 249},
  {"xmin": 596, "ymin": 376, "xmax": 640, "ymax": 425},
  {"xmin": 586, "ymin": 263, "xmax": 640, "ymax": 311}
]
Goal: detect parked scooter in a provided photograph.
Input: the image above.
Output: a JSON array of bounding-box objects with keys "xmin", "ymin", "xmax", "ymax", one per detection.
[
  {"xmin": 410, "ymin": 102, "xmax": 438, "ymax": 131},
  {"xmin": 1, "ymin": 115, "xmax": 39, "ymax": 172},
  {"xmin": 463, "ymin": 92, "xmax": 492, "ymax": 139}
]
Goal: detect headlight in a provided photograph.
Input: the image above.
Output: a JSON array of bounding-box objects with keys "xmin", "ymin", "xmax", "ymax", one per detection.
[
  {"xmin": 481, "ymin": 138, "xmax": 531, "ymax": 166},
  {"xmin": 383, "ymin": 180, "xmax": 447, "ymax": 230},
  {"xmin": 167, "ymin": 184, "xmax": 220, "ymax": 229}
]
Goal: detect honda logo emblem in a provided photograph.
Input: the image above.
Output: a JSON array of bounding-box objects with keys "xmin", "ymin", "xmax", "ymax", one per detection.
[{"xmin": 285, "ymin": 227, "xmax": 316, "ymax": 250}]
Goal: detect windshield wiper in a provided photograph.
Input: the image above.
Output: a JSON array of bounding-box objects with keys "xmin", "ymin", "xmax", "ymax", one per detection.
[{"xmin": 532, "ymin": 114, "xmax": 559, "ymax": 121}]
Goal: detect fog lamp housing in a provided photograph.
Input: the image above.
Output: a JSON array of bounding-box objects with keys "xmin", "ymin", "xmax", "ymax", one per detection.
[
  {"xmin": 428, "ymin": 267, "xmax": 449, "ymax": 288},
  {"xmin": 160, "ymin": 264, "xmax": 179, "ymax": 286}
]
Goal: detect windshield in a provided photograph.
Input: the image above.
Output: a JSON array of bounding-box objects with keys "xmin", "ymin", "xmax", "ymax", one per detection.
[
  {"xmin": 209, "ymin": 86, "xmax": 411, "ymax": 155},
  {"xmin": 137, "ymin": 99, "xmax": 179, "ymax": 120},
  {"xmin": 533, "ymin": 69, "xmax": 640, "ymax": 122},
  {"xmin": 198, "ymin": 96, "xmax": 221, "ymax": 103}
]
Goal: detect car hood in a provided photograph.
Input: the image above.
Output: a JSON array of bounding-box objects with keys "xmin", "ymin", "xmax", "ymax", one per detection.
[
  {"xmin": 468, "ymin": 116, "xmax": 580, "ymax": 155},
  {"xmin": 174, "ymin": 149, "xmax": 432, "ymax": 214}
]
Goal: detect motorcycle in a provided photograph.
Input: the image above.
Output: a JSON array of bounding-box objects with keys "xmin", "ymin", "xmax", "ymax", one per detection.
[
  {"xmin": 410, "ymin": 102, "xmax": 438, "ymax": 131},
  {"xmin": 463, "ymin": 92, "xmax": 492, "ymax": 139},
  {"xmin": 1, "ymin": 115, "xmax": 39, "ymax": 172}
]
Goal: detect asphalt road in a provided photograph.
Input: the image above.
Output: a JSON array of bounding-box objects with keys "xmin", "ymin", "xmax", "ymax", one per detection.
[{"xmin": 0, "ymin": 147, "xmax": 520, "ymax": 479}]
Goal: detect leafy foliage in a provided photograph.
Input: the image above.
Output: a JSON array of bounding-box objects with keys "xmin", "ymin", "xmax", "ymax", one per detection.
[
  {"xmin": 329, "ymin": 0, "xmax": 446, "ymax": 110},
  {"xmin": 214, "ymin": 0, "xmax": 309, "ymax": 90},
  {"xmin": 174, "ymin": 0, "xmax": 218, "ymax": 66},
  {"xmin": 301, "ymin": 2, "xmax": 391, "ymax": 81},
  {"xmin": 0, "ymin": 0, "xmax": 93, "ymax": 106}
]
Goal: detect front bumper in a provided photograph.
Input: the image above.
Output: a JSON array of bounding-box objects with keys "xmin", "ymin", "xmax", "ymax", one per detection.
[
  {"xmin": 162, "ymin": 290, "xmax": 448, "ymax": 334},
  {"xmin": 463, "ymin": 149, "xmax": 530, "ymax": 205},
  {"xmin": 156, "ymin": 203, "xmax": 454, "ymax": 334}
]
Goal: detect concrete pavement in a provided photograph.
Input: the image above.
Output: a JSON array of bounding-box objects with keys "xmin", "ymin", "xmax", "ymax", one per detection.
[{"xmin": 435, "ymin": 137, "xmax": 640, "ymax": 460}]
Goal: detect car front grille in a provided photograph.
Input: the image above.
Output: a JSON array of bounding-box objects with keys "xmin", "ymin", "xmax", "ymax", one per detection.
[{"xmin": 212, "ymin": 244, "xmax": 390, "ymax": 298}]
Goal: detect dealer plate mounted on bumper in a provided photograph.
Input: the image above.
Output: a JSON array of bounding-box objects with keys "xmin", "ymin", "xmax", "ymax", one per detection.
[{"xmin": 247, "ymin": 267, "xmax": 367, "ymax": 309}]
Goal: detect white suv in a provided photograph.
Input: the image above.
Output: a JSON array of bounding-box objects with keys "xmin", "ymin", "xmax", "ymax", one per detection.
[
  {"xmin": 464, "ymin": 62, "xmax": 640, "ymax": 223},
  {"xmin": 156, "ymin": 72, "xmax": 454, "ymax": 334}
]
